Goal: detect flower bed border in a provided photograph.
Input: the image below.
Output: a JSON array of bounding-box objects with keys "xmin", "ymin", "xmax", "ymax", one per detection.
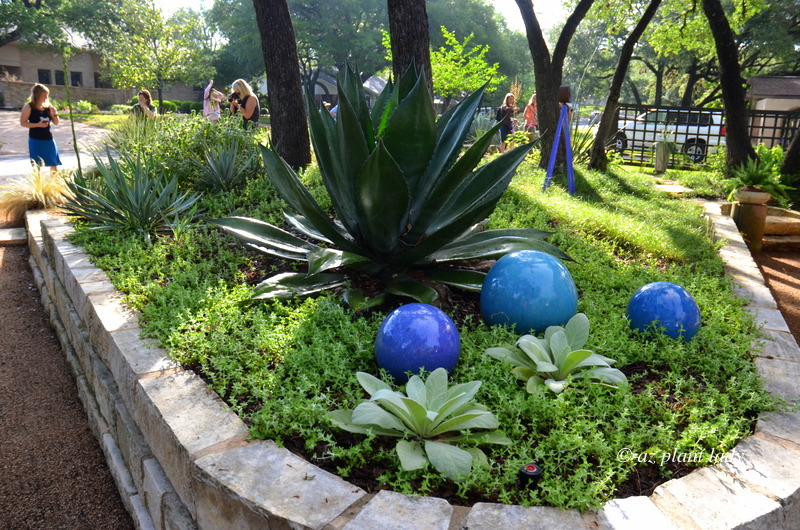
[{"xmin": 25, "ymin": 204, "xmax": 800, "ymax": 529}]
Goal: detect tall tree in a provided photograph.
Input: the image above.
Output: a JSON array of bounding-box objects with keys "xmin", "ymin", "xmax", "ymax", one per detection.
[
  {"xmin": 701, "ymin": 0, "xmax": 756, "ymax": 170},
  {"xmin": 253, "ymin": 0, "xmax": 311, "ymax": 169},
  {"xmin": 386, "ymin": 0, "xmax": 432, "ymax": 92},
  {"xmin": 515, "ymin": 0, "xmax": 595, "ymax": 168},
  {"xmin": 96, "ymin": 3, "xmax": 214, "ymax": 110},
  {"xmin": 588, "ymin": 0, "xmax": 663, "ymax": 170}
]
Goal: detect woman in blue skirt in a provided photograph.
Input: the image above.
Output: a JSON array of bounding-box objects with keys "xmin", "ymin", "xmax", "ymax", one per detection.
[{"xmin": 19, "ymin": 83, "xmax": 62, "ymax": 174}]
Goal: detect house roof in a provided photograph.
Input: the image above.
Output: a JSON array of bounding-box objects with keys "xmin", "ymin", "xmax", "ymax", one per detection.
[{"xmin": 747, "ymin": 76, "xmax": 800, "ymax": 99}]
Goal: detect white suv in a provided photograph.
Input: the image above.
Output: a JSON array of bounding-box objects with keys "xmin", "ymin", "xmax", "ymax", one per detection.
[{"xmin": 614, "ymin": 109, "xmax": 726, "ymax": 162}]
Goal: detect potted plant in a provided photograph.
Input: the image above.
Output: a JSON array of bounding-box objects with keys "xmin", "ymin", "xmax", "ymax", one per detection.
[{"xmin": 727, "ymin": 157, "xmax": 792, "ymax": 205}]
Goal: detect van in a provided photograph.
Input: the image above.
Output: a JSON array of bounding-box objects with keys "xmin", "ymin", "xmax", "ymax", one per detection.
[{"xmin": 614, "ymin": 108, "xmax": 726, "ymax": 162}]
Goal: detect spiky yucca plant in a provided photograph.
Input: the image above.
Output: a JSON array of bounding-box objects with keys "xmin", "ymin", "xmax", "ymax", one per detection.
[{"xmin": 213, "ymin": 66, "xmax": 568, "ymax": 306}]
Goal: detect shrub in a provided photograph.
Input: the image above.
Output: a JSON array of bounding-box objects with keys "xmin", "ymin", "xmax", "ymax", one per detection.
[
  {"xmin": 74, "ymin": 100, "xmax": 97, "ymax": 114},
  {"xmin": 214, "ymin": 65, "xmax": 565, "ymax": 306},
  {"xmin": 0, "ymin": 164, "xmax": 72, "ymax": 223},
  {"xmin": 62, "ymin": 151, "xmax": 202, "ymax": 242}
]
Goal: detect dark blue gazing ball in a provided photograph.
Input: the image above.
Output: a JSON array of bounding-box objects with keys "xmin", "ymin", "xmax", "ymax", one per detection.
[
  {"xmin": 626, "ymin": 281, "xmax": 702, "ymax": 341},
  {"xmin": 374, "ymin": 303, "xmax": 461, "ymax": 383},
  {"xmin": 481, "ymin": 250, "xmax": 579, "ymax": 335}
]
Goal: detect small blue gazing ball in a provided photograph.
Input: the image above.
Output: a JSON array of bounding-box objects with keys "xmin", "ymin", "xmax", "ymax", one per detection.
[
  {"xmin": 374, "ymin": 303, "xmax": 461, "ymax": 383},
  {"xmin": 481, "ymin": 250, "xmax": 579, "ymax": 335},
  {"xmin": 627, "ymin": 281, "xmax": 701, "ymax": 341}
]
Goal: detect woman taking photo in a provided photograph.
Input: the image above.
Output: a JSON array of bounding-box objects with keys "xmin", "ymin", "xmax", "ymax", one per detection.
[
  {"xmin": 229, "ymin": 78, "xmax": 260, "ymax": 129},
  {"xmin": 19, "ymin": 83, "xmax": 61, "ymax": 174}
]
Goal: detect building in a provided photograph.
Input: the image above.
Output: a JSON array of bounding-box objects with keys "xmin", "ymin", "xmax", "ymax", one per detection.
[{"xmin": 747, "ymin": 76, "xmax": 800, "ymax": 148}]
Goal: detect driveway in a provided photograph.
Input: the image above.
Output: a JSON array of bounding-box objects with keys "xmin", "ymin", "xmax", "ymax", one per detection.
[{"xmin": 0, "ymin": 110, "xmax": 109, "ymax": 183}]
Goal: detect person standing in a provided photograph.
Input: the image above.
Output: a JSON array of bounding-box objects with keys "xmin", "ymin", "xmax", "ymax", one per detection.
[
  {"xmin": 229, "ymin": 79, "xmax": 260, "ymax": 129},
  {"xmin": 19, "ymin": 83, "xmax": 61, "ymax": 174},
  {"xmin": 524, "ymin": 93, "xmax": 538, "ymax": 139},
  {"xmin": 203, "ymin": 80, "xmax": 225, "ymax": 120},
  {"xmin": 132, "ymin": 89, "xmax": 156, "ymax": 119},
  {"xmin": 497, "ymin": 92, "xmax": 519, "ymax": 154}
]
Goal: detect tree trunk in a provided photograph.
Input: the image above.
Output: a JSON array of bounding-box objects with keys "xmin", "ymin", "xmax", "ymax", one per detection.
[
  {"xmin": 588, "ymin": 0, "xmax": 662, "ymax": 171},
  {"xmin": 516, "ymin": 0, "xmax": 595, "ymax": 169},
  {"xmin": 701, "ymin": 0, "xmax": 756, "ymax": 172},
  {"xmin": 253, "ymin": 0, "xmax": 311, "ymax": 170},
  {"xmin": 781, "ymin": 128, "xmax": 800, "ymax": 176},
  {"xmin": 386, "ymin": 0, "xmax": 432, "ymax": 94}
]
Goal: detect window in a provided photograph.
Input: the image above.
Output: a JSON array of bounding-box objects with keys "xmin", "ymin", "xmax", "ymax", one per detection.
[
  {"xmin": 55, "ymin": 71, "xmax": 65, "ymax": 86},
  {"xmin": 94, "ymin": 73, "xmax": 113, "ymax": 89},
  {"xmin": 38, "ymin": 69, "xmax": 51, "ymax": 84},
  {"xmin": 70, "ymin": 71, "xmax": 83, "ymax": 87}
]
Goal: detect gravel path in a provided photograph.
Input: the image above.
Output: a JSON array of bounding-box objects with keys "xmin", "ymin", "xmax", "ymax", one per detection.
[{"xmin": 0, "ymin": 245, "xmax": 133, "ymax": 529}]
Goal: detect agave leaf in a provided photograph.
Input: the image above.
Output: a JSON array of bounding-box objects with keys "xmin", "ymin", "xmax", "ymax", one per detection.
[
  {"xmin": 385, "ymin": 276, "xmax": 439, "ymax": 305},
  {"xmin": 326, "ymin": 409, "xmax": 400, "ymax": 436},
  {"xmin": 342, "ymin": 289, "xmax": 388, "ymax": 312},
  {"xmin": 429, "ymin": 410, "xmax": 498, "ymax": 437},
  {"xmin": 370, "ymin": 77, "xmax": 394, "ymax": 132},
  {"xmin": 396, "ymin": 440, "xmax": 428, "ymax": 471},
  {"xmin": 283, "ymin": 211, "xmax": 334, "ymax": 244},
  {"xmin": 556, "ymin": 349, "xmax": 593, "ymax": 380},
  {"xmin": 424, "ymin": 368, "xmax": 450, "ymax": 410},
  {"xmin": 427, "ymin": 268, "xmax": 485, "ymax": 292},
  {"xmin": 405, "ymin": 375, "xmax": 427, "ymax": 406},
  {"xmin": 424, "ymin": 440, "xmax": 473, "ymax": 481},
  {"xmin": 382, "ymin": 71, "xmax": 437, "ymax": 190},
  {"xmin": 251, "ymin": 272, "xmax": 346, "ymax": 299},
  {"xmin": 335, "ymin": 78, "xmax": 372, "ymax": 185},
  {"xmin": 307, "ymin": 247, "xmax": 370, "ymax": 276},
  {"xmin": 355, "ymin": 142, "xmax": 410, "ymax": 255},
  {"xmin": 260, "ymin": 145, "xmax": 362, "ymax": 254},
  {"xmin": 351, "ymin": 401, "xmax": 406, "ymax": 432},
  {"xmin": 430, "ymin": 228, "xmax": 571, "ymax": 263},
  {"xmin": 563, "ymin": 313, "xmax": 590, "ymax": 350},
  {"xmin": 356, "ymin": 371, "xmax": 393, "ymax": 397},
  {"xmin": 210, "ymin": 217, "xmax": 318, "ymax": 261},
  {"xmin": 545, "ymin": 378, "xmax": 567, "ymax": 394}
]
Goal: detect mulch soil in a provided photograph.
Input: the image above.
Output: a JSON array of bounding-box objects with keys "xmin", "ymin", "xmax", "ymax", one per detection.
[{"xmin": 0, "ymin": 239, "xmax": 798, "ymax": 525}]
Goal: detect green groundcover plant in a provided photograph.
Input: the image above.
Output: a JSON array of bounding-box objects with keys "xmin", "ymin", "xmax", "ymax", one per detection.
[{"xmin": 66, "ymin": 113, "xmax": 783, "ymax": 510}]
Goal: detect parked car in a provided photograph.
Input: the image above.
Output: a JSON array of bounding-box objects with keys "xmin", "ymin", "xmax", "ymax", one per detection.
[{"xmin": 614, "ymin": 108, "xmax": 726, "ymax": 162}]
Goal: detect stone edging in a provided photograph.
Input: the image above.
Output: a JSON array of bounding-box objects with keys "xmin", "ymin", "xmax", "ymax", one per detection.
[{"xmin": 24, "ymin": 204, "xmax": 800, "ymax": 529}]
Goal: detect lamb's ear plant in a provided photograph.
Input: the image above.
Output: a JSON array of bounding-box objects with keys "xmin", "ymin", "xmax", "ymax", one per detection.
[
  {"xmin": 486, "ymin": 313, "xmax": 627, "ymax": 394},
  {"xmin": 327, "ymin": 368, "xmax": 511, "ymax": 481}
]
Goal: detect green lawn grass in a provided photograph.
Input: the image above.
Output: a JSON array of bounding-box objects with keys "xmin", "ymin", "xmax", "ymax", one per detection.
[{"xmin": 68, "ymin": 155, "xmax": 779, "ymax": 510}]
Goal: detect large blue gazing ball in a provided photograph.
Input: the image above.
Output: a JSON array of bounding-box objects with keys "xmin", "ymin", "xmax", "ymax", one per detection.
[
  {"xmin": 626, "ymin": 282, "xmax": 701, "ymax": 341},
  {"xmin": 481, "ymin": 250, "xmax": 579, "ymax": 335},
  {"xmin": 374, "ymin": 303, "xmax": 461, "ymax": 383}
]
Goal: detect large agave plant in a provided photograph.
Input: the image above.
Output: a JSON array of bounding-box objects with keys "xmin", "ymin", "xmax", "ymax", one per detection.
[{"xmin": 212, "ymin": 66, "xmax": 568, "ymax": 306}]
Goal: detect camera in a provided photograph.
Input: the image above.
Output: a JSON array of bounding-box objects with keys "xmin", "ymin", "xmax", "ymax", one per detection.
[{"xmin": 227, "ymin": 93, "xmax": 239, "ymax": 104}]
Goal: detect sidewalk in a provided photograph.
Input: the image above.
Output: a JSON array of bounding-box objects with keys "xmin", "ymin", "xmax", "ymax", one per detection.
[{"xmin": 0, "ymin": 110, "xmax": 109, "ymax": 183}]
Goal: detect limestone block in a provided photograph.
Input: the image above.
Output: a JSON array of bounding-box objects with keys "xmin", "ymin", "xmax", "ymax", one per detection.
[
  {"xmin": 466, "ymin": 502, "xmax": 586, "ymax": 529},
  {"xmin": 342, "ymin": 490, "xmax": 450, "ymax": 530},
  {"xmin": 103, "ymin": 432, "xmax": 139, "ymax": 498},
  {"xmin": 129, "ymin": 493, "xmax": 157, "ymax": 530},
  {"xmin": 733, "ymin": 280, "xmax": 778, "ymax": 309},
  {"xmin": 746, "ymin": 307, "xmax": 791, "ymax": 334},
  {"xmin": 143, "ymin": 457, "xmax": 175, "ymax": 530},
  {"xmin": 161, "ymin": 491, "xmax": 198, "ymax": 530},
  {"xmin": 754, "ymin": 330, "xmax": 800, "ymax": 363},
  {"xmin": 193, "ymin": 441, "xmax": 365, "ymax": 529},
  {"xmin": 600, "ymin": 496, "xmax": 677, "ymax": 529},
  {"xmin": 756, "ymin": 411, "xmax": 800, "ymax": 444},
  {"xmin": 724, "ymin": 263, "xmax": 767, "ymax": 286},
  {"xmin": 133, "ymin": 370, "xmax": 251, "ymax": 516},
  {"xmin": 652, "ymin": 467, "xmax": 781, "ymax": 529},
  {"xmin": 754, "ymin": 357, "xmax": 800, "ymax": 402},
  {"xmin": 113, "ymin": 399, "xmax": 152, "ymax": 485}
]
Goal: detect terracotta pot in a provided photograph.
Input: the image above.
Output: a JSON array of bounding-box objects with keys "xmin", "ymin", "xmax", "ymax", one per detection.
[{"xmin": 733, "ymin": 189, "xmax": 771, "ymax": 205}]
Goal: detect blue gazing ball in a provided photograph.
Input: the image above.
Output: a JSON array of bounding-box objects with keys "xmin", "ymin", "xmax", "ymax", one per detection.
[
  {"xmin": 481, "ymin": 250, "xmax": 579, "ymax": 335},
  {"xmin": 374, "ymin": 303, "xmax": 461, "ymax": 383},
  {"xmin": 626, "ymin": 282, "xmax": 701, "ymax": 341}
]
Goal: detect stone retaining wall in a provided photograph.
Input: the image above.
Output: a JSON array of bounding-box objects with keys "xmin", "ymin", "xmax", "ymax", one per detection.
[{"xmin": 25, "ymin": 205, "xmax": 800, "ymax": 529}]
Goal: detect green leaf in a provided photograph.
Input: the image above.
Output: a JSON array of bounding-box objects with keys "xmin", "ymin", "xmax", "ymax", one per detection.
[
  {"xmin": 563, "ymin": 313, "xmax": 590, "ymax": 350},
  {"xmin": 251, "ymin": 272, "xmax": 346, "ymax": 299},
  {"xmin": 396, "ymin": 440, "xmax": 428, "ymax": 471},
  {"xmin": 370, "ymin": 77, "xmax": 394, "ymax": 132},
  {"xmin": 427, "ymin": 268, "xmax": 485, "ymax": 292},
  {"xmin": 355, "ymin": 142, "xmax": 410, "ymax": 255},
  {"xmin": 326, "ymin": 409, "xmax": 401, "ymax": 437},
  {"xmin": 307, "ymin": 247, "xmax": 370, "ymax": 276},
  {"xmin": 424, "ymin": 440, "xmax": 473, "ymax": 481},
  {"xmin": 582, "ymin": 367, "xmax": 628, "ymax": 386},
  {"xmin": 545, "ymin": 378, "xmax": 568, "ymax": 394},
  {"xmin": 430, "ymin": 228, "xmax": 571, "ymax": 263},
  {"xmin": 356, "ymin": 372, "xmax": 394, "ymax": 397},
  {"xmin": 526, "ymin": 375, "xmax": 544, "ymax": 393},
  {"xmin": 210, "ymin": 216, "xmax": 318, "ymax": 261},
  {"xmin": 370, "ymin": 389, "xmax": 419, "ymax": 431},
  {"xmin": 466, "ymin": 447, "xmax": 489, "ymax": 470},
  {"xmin": 429, "ymin": 410, "xmax": 498, "ymax": 437},
  {"xmin": 351, "ymin": 402, "xmax": 406, "ymax": 432},
  {"xmin": 405, "ymin": 375, "xmax": 428, "ymax": 406},
  {"xmin": 511, "ymin": 366, "xmax": 537, "ymax": 381},
  {"xmin": 516, "ymin": 336, "xmax": 552, "ymax": 365},
  {"xmin": 385, "ymin": 276, "xmax": 439, "ymax": 305},
  {"xmin": 342, "ymin": 289, "xmax": 388, "ymax": 312},
  {"xmin": 556, "ymin": 349, "xmax": 593, "ymax": 380},
  {"xmin": 424, "ymin": 368, "xmax": 450, "ymax": 410}
]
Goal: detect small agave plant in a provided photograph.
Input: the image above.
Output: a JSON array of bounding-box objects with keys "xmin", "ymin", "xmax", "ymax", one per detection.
[
  {"xmin": 486, "ymin": 313, "xmax": 628, "ymax": 394},
  {"xmin": 212, "ymin": 65, "xmax": 568, "ymax": 308},
  {"xmin": 327, "ymin": 368, "xmax": 511, "ymax": 481}
]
